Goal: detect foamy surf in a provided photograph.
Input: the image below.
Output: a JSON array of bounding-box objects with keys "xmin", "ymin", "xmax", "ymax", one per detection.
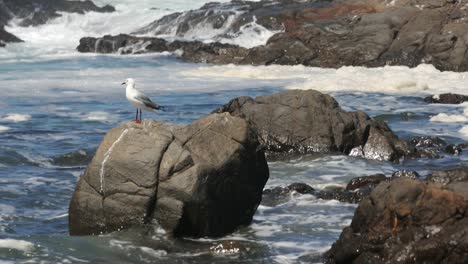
[
  {"xmin": 0, "ymin": 126, "xmax": 11, "ymax": 132},
  {"xmin": 2, "ymin": 113, "xmax": 31, "ymax": 122},
  {"xmin": 183, "ymin": 64, "xmax": 468, "ymax": 95},
  {"xmin": 0, "ymin": 239, "xmax": 34, "ymax": 252}
]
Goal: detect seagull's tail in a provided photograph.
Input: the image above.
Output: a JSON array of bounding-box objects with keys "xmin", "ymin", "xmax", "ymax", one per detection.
[{"xmin": 151, "ymin": 104, "xmax": 166, "ymax": 111}]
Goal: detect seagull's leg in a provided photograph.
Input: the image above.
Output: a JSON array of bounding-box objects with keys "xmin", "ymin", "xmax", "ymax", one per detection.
[
  {"xmin": 135, "ymin": 109, "xmax": 138, "ymax": 122},
  {"xmin": 140, "ymin": 109, "xmax": 143, "ymax": 121},
  {"xmin": 136, "ymin": 109, "xmax": 142, "ymax": 124}
]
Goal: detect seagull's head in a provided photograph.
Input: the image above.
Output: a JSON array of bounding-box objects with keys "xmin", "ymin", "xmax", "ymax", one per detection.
[{"xmin": 122, "ymin": 78, "xmax": 135, "ymax": 86}]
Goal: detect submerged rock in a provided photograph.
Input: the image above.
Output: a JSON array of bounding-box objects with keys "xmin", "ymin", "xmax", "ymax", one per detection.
[
  {"xmin": 213, "ymin": 90, "xmax": 413, "ymax": 162},
  {"xmin": 52, "ymin": 149, "xmax": 94, "ymax": 167},
  {"xmin": 325, "ymin": 178, "xmax": 468, "ymax": 263},
  {"xmin": 69, "ymin": 113, "xmax": 269, "ymax": 237},
  {"xmin": 424, "ymin": 93, "xmax": 468, "ymax": 104}
]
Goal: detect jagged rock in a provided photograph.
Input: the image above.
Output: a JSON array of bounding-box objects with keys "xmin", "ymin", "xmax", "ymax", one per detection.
[
  {"xmin": 424, "ymin": 93, "xmax": 468, "ymax": 104},
  {"xmin": 445, "ymin": 144, "xmax": 462, "ymax": 155},
  {"xmin": 213, "ymin": 90, "xmax": 413, "ymax": 162},
  {"xmin": 325, "ymin": 178, "xmax": 468, "ymax": 263},
  {"xmin": 408, "ymin": 136, "xmax": 447, "ymax": 148},
  {"xmin": 345, "ymin": 174, "xmax": 387, "ymax": 191},
  {"xmin": 77, "ymin": 34, "xmax": 170, "ymax": 54},
  {"xmin": 0, "ymin": 26, "xmax": 22, "ymax": 44},
  {"xmin": 69, "ymin": 113, "xmax": 269, "ymax": 237},
  {"xmin": 134, "ymin": 0, "xmax": 322, "ymax": 42},
  {"xmin": 391, "ymin": 170, "xmax": 421, "ymax": 179}
]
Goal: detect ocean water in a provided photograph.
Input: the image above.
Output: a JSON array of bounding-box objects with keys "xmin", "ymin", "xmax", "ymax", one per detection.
[{"xmin": 0, "ymin": 1, "xmax": 467, "ymax": 263}]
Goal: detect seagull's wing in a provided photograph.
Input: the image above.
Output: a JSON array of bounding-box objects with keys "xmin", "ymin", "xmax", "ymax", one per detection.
[{"xmin": 135, "ymin": 92, "xmax": 161, "ymax": 110}]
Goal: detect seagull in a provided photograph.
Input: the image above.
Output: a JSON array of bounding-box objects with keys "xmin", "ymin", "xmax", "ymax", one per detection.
[{"xmin": 122, "ymin": 78, "xmax": 161, "ymax": 123}]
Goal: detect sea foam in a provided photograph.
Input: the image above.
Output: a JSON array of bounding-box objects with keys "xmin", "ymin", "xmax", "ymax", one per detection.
[
  {"xmin": 0, "ymin": 239, "xmax": 34, "ymax": 251},
  {"xmin": 2, "ymin": 113, "xmax": 31, "ymax": 122}
]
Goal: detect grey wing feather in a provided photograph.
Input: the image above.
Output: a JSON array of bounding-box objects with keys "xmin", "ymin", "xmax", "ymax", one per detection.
[{"xmin": 136, "ymin": 94, "xmax": 161, "ymax": 110}]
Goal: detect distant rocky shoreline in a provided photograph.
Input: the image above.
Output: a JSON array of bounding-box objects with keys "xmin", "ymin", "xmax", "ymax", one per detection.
[{"xmin": 76, "ymin": 0, "xmax": 468, "ymax": 71}]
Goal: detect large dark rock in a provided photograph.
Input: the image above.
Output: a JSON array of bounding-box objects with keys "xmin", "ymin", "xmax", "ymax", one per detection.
[
  {"xmin": 325, "ymin": 178, "xmax": 468, "ymax": 263},
  {"xmin": 213, "ymin": 90, "xmax": 413, "ymax": 162},
  {"xmin": 77, "ymin": 34, "xmax": 250, "ymax": 62},
  {"xmin": 69, "ymin": 113, "xmax": 269, "ymax": 237},
  {"xmin": 424, "ymin": 93, "xmax": 468, "ymax": 104}
]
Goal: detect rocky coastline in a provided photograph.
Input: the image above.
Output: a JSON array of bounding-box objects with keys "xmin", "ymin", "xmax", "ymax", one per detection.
[{"xmin": 69, "ymin": 89, "xmax": 468, "ymax": 262}]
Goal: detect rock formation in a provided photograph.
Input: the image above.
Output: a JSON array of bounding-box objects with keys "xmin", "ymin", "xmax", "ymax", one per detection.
[
  {"xmin": 213, "ymin": 89, "xmax": 413, "ymax": 162},
  {"xmin": 69, "ymin": 113, "xmax": 269, "ymax": 237}
]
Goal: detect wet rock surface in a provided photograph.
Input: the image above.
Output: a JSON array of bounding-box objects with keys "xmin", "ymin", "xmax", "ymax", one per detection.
[
  {"xmin": 391, "ymin": 169, "xmax": 420, "ymax": 179},
  {"xmin": 79, "ymin": 0, "xmax": 468, "ymax": 71},
  {"xmin": 325, "ymin": 177, "xmax": 468, "ymax": 264},
  {"xmin": 0, "ymin": 0, "xmax": 114, "ymax": 45},
  {"xmin": 263, "ymin": 182, "xmax": 369, "ymax": 205},
  {"xmin": 69, "ymin": 113, "xmax": 269, "ymax": 237},
  {"xmin": 213, "ymin": 90, "xmax": 413, "ymax": 162},
  {"xmin": 345, "ymin": 174, "xmax": 387, "ymax": 191}
]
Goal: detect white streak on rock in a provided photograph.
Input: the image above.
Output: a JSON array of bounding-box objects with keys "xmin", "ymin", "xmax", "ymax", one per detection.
[{"xmin": 100, "ymin": 129, "xmax": 129, "ymax": 194}]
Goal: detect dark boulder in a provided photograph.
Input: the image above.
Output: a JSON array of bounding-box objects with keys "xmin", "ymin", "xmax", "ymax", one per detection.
[
  {"xmin": 77, "ymin": 34, "xmax": 170, "ymax": 54},
  {"xmin": 325, "ymin": 178, "xmax": 468, "ymax": 263},
  {"xmin": 424, "ymin": 93, "xmax": 468, "ymax": 104},
  {"xmin": 69, "ymin": 113, "xmax": 269, "ymax": 237},
  {"xmin": 76, "ymin": 34, "xmax": 250, "ymax": 61},
  {"xmin": 213, "ymin": 90, "xmax": 413, "ymax": 162}
]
